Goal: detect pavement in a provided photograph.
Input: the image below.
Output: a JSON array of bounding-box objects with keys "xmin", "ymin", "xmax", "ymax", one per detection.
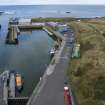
[{"xmin": 28, "ymin": 26, "xmax": 76, "ymax": 105}]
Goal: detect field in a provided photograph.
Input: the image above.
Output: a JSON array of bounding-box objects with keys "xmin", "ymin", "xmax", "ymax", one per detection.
[{"xmin": 67, "ymin": 18, "xmax": 105, "ymax": 105}]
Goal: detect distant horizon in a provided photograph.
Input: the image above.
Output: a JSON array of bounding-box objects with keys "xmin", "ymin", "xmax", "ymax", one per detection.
[
  {"xmin": 1, "ymin": 0, "xmax": 105, "ymax": 5},
  {"xmin": 0, "ymin": 4, "xmax": 105, "ymax": 6}
]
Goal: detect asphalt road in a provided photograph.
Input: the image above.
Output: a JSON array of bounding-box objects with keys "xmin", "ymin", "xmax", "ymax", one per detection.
[{"xmin": 34, "ymin": 27, "xmax": 75, "ymax": 105}]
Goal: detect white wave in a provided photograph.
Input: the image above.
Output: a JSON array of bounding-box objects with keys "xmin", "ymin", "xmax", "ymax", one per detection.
[{"xmin": 3, "ymin": 11, "xmax": 16, "ymax": 15}]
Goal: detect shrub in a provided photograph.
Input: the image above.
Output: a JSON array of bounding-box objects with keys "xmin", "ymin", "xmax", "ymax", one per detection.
[
  {"xmin": 102, "ymin": 32, "xmax": 105, "ymax": 37},
  {"xmin": 81, "ymin": 99, "xmax": 103, "ymax": 105},
  {"xmin": 74, "ymin": 63, "xmax": 94, "ymax": 77},
  {"xmin": 94, "ymin": 76, "xmax": 105, "ymax": 100},
  {"xmin": 80, "ymin": 41, "xmax": 94, "ymax": 54}
]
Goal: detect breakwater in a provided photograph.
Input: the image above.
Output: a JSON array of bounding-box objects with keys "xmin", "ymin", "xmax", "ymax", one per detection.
[
  {"xmin": 6, "ymin": 23, "xmax": 62, "ymax": 45},
  {"xmin": 6, "ymin": 24, "xmax": 43, "ymax": 44},
  {"xmin": 6, "ymin": 26, "xmax": 19, "ymax": 44}
]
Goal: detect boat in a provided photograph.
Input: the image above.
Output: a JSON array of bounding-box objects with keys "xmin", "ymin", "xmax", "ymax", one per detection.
[
  {"xmin": 50, "ymin": 48, "xmax": 55, "ymax": 57},
  {"xmin": 0, "ymin": 11, "xmax": 4, "ymax": 15},
  {"xmin": 9, "ymin": 71, "xmax": 15, "ymax": 97},
  {"xmin": 0, "ymin": 24, "xmax": 1, "ymax": 29},
  {"xmin": 15, "ymin": 73, "xmax": 23, "ymax": 91},
  {"xmin": 65, "ymin": 11, "xmax": 71, "ymax": 13}
]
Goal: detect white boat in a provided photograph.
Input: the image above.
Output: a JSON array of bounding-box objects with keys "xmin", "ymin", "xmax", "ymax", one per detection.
[
  {"xmin": 9, "ymin": 71, "xmax": 15, "ymax": 97},
  {"xmin": 50, "ymin": 48, "xmax": 55, "ymax": 57}
]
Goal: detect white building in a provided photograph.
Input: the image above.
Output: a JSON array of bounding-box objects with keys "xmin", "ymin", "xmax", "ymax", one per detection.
[
  {"xmin": 32, "ymin": 22, "xmax": 45, "ymax": 26},
  {"xmin": 18, "ymin": 18, "xmax": 31, "ymax": 25}
]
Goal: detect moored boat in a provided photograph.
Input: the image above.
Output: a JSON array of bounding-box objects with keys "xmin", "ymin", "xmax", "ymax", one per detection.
[
  {"xmin": 15, "ymin": 73, "xmax": 23, "ymax": 91},
  {"xmin": 50, "ymin": 48, "xmax": 55, "ymax": 58},
  {"xmin": 9, "ymin": 71, "xmax": 15, "ymax": 97}
]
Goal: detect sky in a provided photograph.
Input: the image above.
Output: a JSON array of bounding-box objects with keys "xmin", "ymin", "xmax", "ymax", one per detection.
[{"xmin": 0, "ymin": 0, "xmax": 105, "ymax": 5}]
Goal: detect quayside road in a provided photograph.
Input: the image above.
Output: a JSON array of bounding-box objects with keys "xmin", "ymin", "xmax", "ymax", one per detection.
[{"xmin": 27, "ymin": 25, "xmax": 77, "ymax": 105}]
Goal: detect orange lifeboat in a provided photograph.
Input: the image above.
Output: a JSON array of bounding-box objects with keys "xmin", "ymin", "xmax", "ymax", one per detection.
[{"xmin": 15, "ymin": 73, "xmax": 23, "ymax": 91}]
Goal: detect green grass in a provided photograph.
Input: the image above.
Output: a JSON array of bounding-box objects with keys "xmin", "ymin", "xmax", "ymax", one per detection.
[
  {"xmin": 26, "ymin": 17, "xmax": 105, "ymax": 105},
  {"xmin": 67, "ymin": 19, "xmax": 105, "ymax": 105},
  {"xmin": 31, "ymin": 17, "xmax": 76, "ymax": 22}
]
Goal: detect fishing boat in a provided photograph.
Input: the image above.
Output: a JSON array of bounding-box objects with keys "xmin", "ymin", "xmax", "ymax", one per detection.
[{"xmin": 15, "ymin": 73, "xmax": 23, "ymax": 91}]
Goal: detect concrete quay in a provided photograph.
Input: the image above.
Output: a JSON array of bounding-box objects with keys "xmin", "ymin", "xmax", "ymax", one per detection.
[
  {"xmin": 18, "ymin": 24, "xmax": 43, "ymax": 29},
  {"xmin": 6, "ymin": 26, "xmax": 19, "ymax": 44},
  {"xmin": 6, "ymin": 23, "xmax": 63, "ymax": 45},
  {"xmin": 0, "ymin": 71, "xmax": 9, "ymax": 105},
  {"xmin": 6, "ymin": 23, "xmax": 43, "ymax": 44},
  {"xmin": 27, "ymin": 25, "xmax": 77, "ymax": 105}
]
